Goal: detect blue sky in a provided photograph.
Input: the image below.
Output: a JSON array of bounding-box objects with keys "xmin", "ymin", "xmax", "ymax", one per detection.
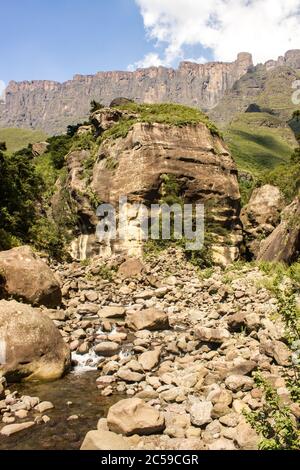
[
  {"xmin": 0, "ymin": 0, "xmax": 154, "ymax": 83},
  {"xmin": 1, "ymin": 0, "xmax": 300, "ymax": 86}
]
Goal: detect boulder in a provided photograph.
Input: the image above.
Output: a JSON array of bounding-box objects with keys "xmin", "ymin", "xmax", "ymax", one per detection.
[
  {"xmin": 0, "ymin": 246, "xmax": 61, "ymax": 308},
  {"xmin": 126, "ymin": 308, "xmax": 169, "ymax": 331},
  {"xmin": 195, "ymin": 326, "xmax": 230, "ymax": 344},
  {"xmin": 241, "ymin": 185, "xmax": 284, "ymax": 258},
  {"xmin": 80, "ymin": 430, "xmax": 132, "ymax": 450},
  {"xmin": 94, "ymin": 342, "xmax": 120, "ymax": 357},
  {"xmin": 0, "ymin": 422, "xmax": 35, "ymax": 436},
  {"xmin": 189, "ymin": 400, "xmax": 213, "ymax": 427},
  {"xmin": 118, "ymin": 258, "xmax": 145, "ymax": 278},
  {"xmin": 225, "ymin": 375, "xmax": 254, "ymax": 392},
  {"xmin": 257, "ymin": 197, "xmax": 300, "ymax": 264},
  {"xmin": 107, "ymin": 398, "xmax": 165, "ymax": 436},
  {"xmin": 138, "ymin": 347, "xmax": 161, "ymax": 371},
  {"xmin": 98, "ymin": 306, "xmax": 125, "ymax": 319},
  {"xmin": 0, "ymin": 300, "xmax": 71, "ymax": 381},
  {"xmin": 260, "ymin": 339, "xmax": 291, "ymax": 366}
]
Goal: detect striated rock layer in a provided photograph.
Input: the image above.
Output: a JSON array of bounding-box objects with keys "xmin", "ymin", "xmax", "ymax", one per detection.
[
  {"xmin": 66, "ymin": 109, "xmax": 242, "ymax": 264},
  {"xmin": 0, "ymin": 54, "xmax": 252, "ymax": 134}
]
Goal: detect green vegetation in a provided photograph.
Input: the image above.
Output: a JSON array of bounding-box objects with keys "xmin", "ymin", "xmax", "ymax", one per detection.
[
  {"xmin": 90, "ymin": 100, "xmax": 104, "ymax": 113},
  {"xmin": 225, "ymin": 113, "xmax": 295, "ymax": 175},
  {"xmin": 0, "ymin": 128, "xmax": 47, "ymax": 154},
  {"xmin": 102, "ymin": 103, "xmax": 221, "ymax": 141},
  {"xmin": 245, "ymin": 373, "xmax": 300, "ymax": 450}
]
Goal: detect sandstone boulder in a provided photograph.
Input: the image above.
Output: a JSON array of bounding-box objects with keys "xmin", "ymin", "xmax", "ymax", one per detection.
[
  {"xmin": 118, "ymin": 258, "xmax": 145, "ymax": 278},
  {"xmin": 257, "ymin": 197, "xmax": 300, "ymax": 264},
  {"xmin": 80, "ymin": 430, "xmax": 132, "ymax": 450},
  {"xmin": 0, "ymin": 300, "xmax": 71, "ymax": 381},
  {"xmin": 195, "ymin": 326, "xmax": 230, "ymax": 344},
  {"xmin": 107, "ymin": 398, "xmax": 165, "ymax": 436},
  {"xmin": 138, "ymin": 347, "xmax": 161, "ymax": 371},
  {"xmin": 126, "ymin": 308, "xmax": 169, "ymax": 331},
  {"xmin": 0, "ymin": 246, "xmax": 61, "ymax": 308},
  {"xmin": 260, "ymin": 339, "xmax": 291, "ymax": 366},
  {"xmin": 241, "ymin": 185, "xmax": 284, "ymax": 258}
]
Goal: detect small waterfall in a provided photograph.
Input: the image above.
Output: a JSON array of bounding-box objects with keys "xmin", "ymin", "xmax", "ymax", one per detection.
[
  {"xmin": 70, "ymin": 234, "xmax": 90, "ymax": 261},
  {"xmin": 72, "ymin": 350, "xmax": 101, "ymax": 374}
]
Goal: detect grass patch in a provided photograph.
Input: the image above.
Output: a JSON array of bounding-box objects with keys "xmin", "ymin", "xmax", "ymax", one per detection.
[{"xmin": 0, "ymin": 128, "xmax": 47, "ymax": 154}]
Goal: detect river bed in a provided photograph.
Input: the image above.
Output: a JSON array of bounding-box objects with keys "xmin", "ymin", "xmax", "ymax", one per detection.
[{"xmin": 0, "ymin": 371, "xmax": 120, "ymax": 450}]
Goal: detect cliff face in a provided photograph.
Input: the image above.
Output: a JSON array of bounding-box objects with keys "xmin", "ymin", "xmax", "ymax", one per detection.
[{"xmin": 0, "ymin": 53, "xmax": 252, "ymax": 134}]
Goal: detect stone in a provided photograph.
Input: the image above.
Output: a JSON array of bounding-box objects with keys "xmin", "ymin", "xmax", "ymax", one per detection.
[
  {"xmin": 94, "ymin": 341, "xmax": 120, "ymax": 357},
  {"xmin": 118, "ymin": 258, "xmax": 145, "ymax": 278},
  {"xmin": 107, "ymin": 398, "xmax": 165, "ymax": 436},
  {"xmin": 116, "ymin": 369, "xmax": 145, "ymax": 383},
  {"xmin": 35, "ymin": 401, "xmax": 54, "ymax": 413},
  {"xmin": 80, "ymin": 430, "xmax": 132, "ymax": 450},
  {"xmin": 0, "ymin": 246, "xmax": 61, "ymax": 307},
  {"xmin": 195, "ymin": 326, "xmax": 230, "ymax": 344},
  {"xmin": 0, "ymin": 300, "xmax": 71, "ymax": 382},
  {"xmin": 189, "ymin": 400, "xmax": 213, "ymax": 427},
  {"xmin": 126, "ymin": 308, "xmax": 169, "ymax": 331},
  {"xmin": 227, "ymin": 312, "xmax": 260, "ymax": 332},
  {"xmin": 0, "ymin": 421, "xmax": 35, "ymax": 436},
  {"xmin": 138, "ymin": 348, "xmax": 161, "ymax": 371},
  {"xmin": 15, "ymin": 410, "xmax": 28, "ymax": 419},
  {"xmin": 98, "ymin": 306, "xmax": 126, "ymax": 319},
  {"xmin": 225, "ymin": 375, "xmax": 254, "ymax": 392},
  {"xmin": 234, "ymin": 422, "xmax": 259, "ymax": 450},
  {"xmin": 208, "ymin": 438, "xmax": 236, "ymax": 450},
  {"xmin": 260, "ymin": 339, "xmax": 291, "ymax": 366}
]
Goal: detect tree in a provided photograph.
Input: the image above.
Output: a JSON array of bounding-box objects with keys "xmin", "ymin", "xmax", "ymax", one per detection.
[
  {"xmin": 90, "ymin": 100, "xmax": 104, "ymax": 113},
  {"xmin": 0, "ymin": 141, "xmax": 6, "ymax": 151},
  {"xmin": 291, "ymin": 147, "xmax": 300, "ymax": 164}
]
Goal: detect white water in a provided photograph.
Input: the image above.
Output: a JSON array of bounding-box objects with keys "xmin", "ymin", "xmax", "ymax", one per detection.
[{"xmin": 72, "ymin": 350, "xmax": 101, "ymax": 374}]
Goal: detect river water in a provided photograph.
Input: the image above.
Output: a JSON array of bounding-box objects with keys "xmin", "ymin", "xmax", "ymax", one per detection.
[{"xmin": 0, "ymin": 371, "xmax": 120, "ymax": 450}]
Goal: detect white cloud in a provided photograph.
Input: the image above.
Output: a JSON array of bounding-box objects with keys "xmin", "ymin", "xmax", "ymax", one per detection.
[
  {"xmin": 133, "ymin": 0, "xmax": 300, "ymax": 67},
  {"xmin": 128, "ymin": 52, "xmax": 165, "ymax": 70}
]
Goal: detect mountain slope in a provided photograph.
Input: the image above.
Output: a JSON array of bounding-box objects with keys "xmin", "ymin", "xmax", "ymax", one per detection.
[{"xmin": 0, "ymin": 128, "xmax": 47, "ymax": 154}]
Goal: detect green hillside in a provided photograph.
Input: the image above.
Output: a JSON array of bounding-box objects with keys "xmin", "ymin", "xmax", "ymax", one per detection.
[
  {"xmin": 0, "ymin": 128, "xmax": 47, "ymax": 154},
  {"xmin": 224, "ymin": 113, "xmax": 297, "ymax": 175}
]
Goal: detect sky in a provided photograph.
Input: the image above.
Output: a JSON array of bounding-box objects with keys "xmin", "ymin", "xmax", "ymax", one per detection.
[{"xmin": 1, "ymin": 0, "xmax": 300, "ymax": 90}]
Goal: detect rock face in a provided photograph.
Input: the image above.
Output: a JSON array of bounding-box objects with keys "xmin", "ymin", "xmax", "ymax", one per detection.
[
  {"xmin": 0, "ymin": 54, "xmax": 252, "ymax": 134},
  {"xmin": 0, "ymin": 246, "xmax": 62, "ymax": 308},
  {"xmin": 241, "ymin": 185, "xmax": 284, "ymax": 258},
  {"xmin": 107, "ymin": 398, "xmax": 165, "ymax": 436},
  {"xmin": 69, "ymin": 110, "xmax": 242, "ymax": 264},
  {"xmin": 0, "ymin": 299, "xmax": 71, "ymax": 381},
  {"xmin": 257, "ymin": 197, "xmax": 300, "ymax": 264}
]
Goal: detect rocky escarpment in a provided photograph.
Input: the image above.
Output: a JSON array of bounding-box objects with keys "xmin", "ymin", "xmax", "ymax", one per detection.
[
  {"xmin": 62, "ymin": 106, "xmax": 242, "ymax": 265},
  {"xmin": 0, "ymin": 53, "xmax": 252, "ymax": 134},
  {"xmin": 210, "ymin": 50, "xmax": 300, "ymax": 126}
]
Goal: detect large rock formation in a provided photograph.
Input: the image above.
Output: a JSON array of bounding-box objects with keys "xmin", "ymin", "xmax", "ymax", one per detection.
[
  {"xmin": 257, "ymin": 196, "xmax": 300, "ymax": 264},
  {"xmin": 0, "ymin": 246, "xmax": 62, "ymax": 308},
  {"xmin": 241, "ymin": 185, "xmax": 284, "ymax": 258},
  {"xmin": 0, "ymin": 299, "xmax": 71, "ymax": 381},
  {"xmin": 68, "ymin": 107, "xmax": 242, "ymax": 264},
  {"xmin": 0, "ymin": 54, "xmax": 252, "ymax": 134}
]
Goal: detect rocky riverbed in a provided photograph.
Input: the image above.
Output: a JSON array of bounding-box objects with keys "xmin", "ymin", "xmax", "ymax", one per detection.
[{"xmin": 1, "ymin": 247, "xmax": 299, "ymax": 450}]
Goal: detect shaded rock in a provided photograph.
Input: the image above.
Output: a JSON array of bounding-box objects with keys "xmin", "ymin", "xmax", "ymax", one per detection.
[
  {"xmin": 225, "ymin": 375, "xmax": 254, "ymax": 392},
  {"xmin": 0, "ymin": 246, "xmax": 61, "ymax": 308},
  {"xmin": 126, "ymin": 308, "xmax": 169, "ymax": 331},
  {"xmin": 0, "ymin": 300, "xmax": 71, "ymax": 382},
  {"xmin": 257, "ymin": 197, "xmax": 300, "ymax": 264},
  {"xmin": 107, "ymin": 398, "xmax": 165, "ymax": 436}
]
